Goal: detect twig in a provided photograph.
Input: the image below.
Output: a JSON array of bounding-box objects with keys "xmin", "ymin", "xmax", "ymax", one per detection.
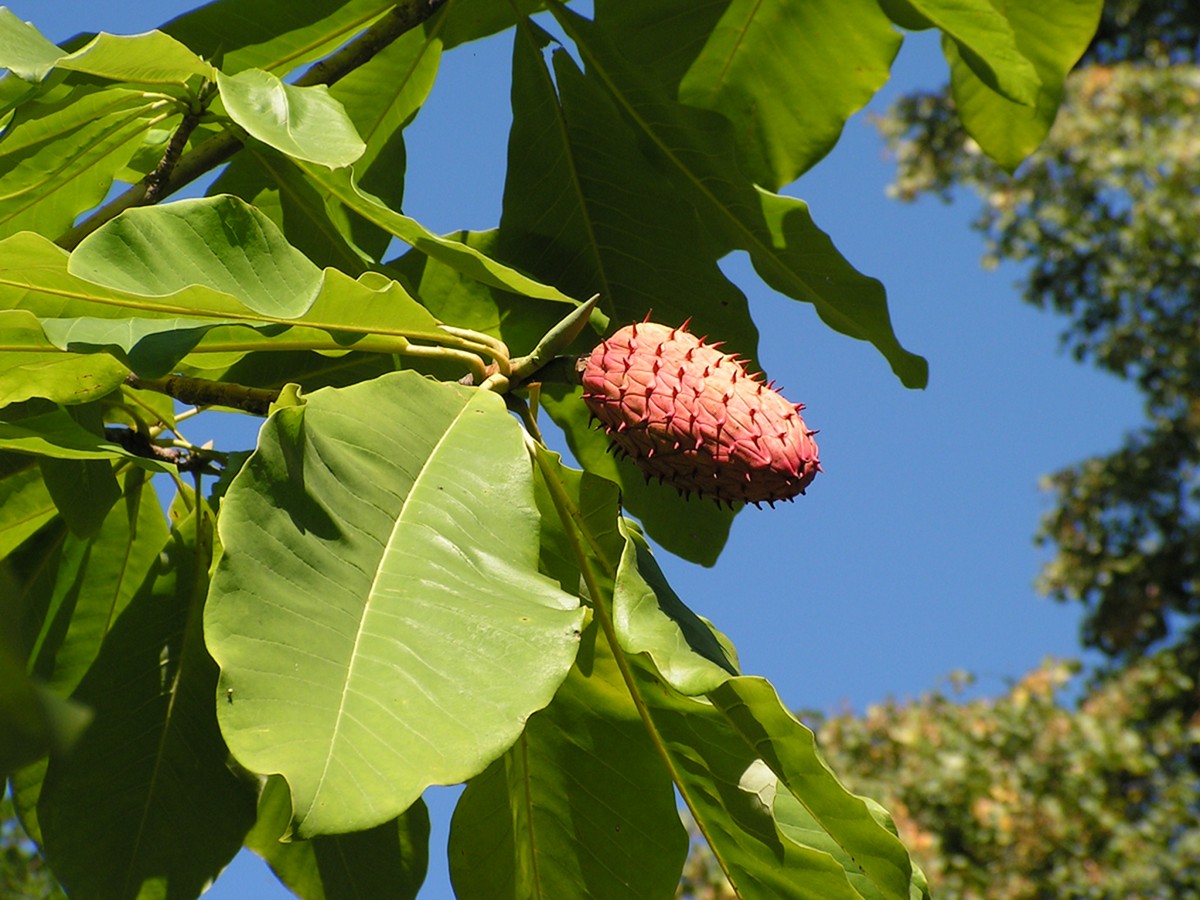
[
  {"xmin": 56, "ymin": 0, "xmax": 449, "ymax": 250},
  {"xmin": 126, "ymin": 372, "xmax": 280, "ymax": 416}
]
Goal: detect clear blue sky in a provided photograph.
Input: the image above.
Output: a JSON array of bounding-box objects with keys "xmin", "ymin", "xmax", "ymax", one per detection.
[{"xmin": 26, "ymin": 3, "xmax": 1145, "ymax": 897}]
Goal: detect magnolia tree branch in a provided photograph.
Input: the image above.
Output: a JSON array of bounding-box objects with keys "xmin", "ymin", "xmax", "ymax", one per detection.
[
  {"xmin": 57, "ymin": 0, "xmax": 448, "ymax": 250},
  {"xmin": 127, "ymin": 372, "xmax": 281, "ymax": 416}
]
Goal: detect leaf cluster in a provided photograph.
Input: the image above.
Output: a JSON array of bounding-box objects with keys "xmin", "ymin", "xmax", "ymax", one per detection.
[{"xmin": 0, "ymin": 0, "xmax": 1098, "ymax": 897}]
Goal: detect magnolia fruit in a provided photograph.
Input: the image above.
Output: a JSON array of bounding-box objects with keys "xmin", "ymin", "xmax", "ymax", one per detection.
[{"xmin": 581, "ymin": 321, "xmax": 820, "ymax": 506}]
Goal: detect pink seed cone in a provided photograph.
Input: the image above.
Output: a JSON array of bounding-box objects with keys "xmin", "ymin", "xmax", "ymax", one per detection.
[{"xmin": 581, "ymin": 321, "xmax": 820, "ymax": 506}]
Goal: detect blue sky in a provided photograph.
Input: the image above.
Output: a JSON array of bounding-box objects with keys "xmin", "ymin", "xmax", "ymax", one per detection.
[{"xmin": 26, "ymin": 3, "xmax": 1145, "ymax": 897}]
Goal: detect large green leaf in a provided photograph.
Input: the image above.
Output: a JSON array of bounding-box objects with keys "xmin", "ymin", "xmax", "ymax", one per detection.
[
  {"xmin": 217, "ymin": 69, "xmax": 366, "ymax": 168},
  {"xmin": 500, "ymin": 22, "xmax": 739, "ymax": 564},
  {"xmin": 37, "ymin": 502, "xmax": 257, "ymax": 899},
  {"xmin": 247, "ymin": 777, "xmax": 429, "ymax": 900},
  {"xmin": 670, "ymin": 0, "xmax": 901, "ymax": 188},
  {"xmin": 944, "ymin": 0, "xmax": 1102, "ymax": 171},
  {"xmin": 68, "ymin": 195, "xmax": 325, "ymax": 318},
  {"xmin": 880, "ymin": 0, "xmax": 1041, "ymax": 106},
  {"xmin": 206, "ymin": 371, "xmax": 584, "ymax": 837},
  {"xmin": 633, "ymin": 662, "xmax": 919, "ymax": 900},
  {"xmin": 449, "ymin": 620, "xmax": 689, "ymax": 899},
  {"xmin": 0, "ymin": 82, "xmax": 174, "ymax": 240},
  {"xmin": 612, "ymin": 520, "xmax": 737, "ymax": 695},
  {"xmin": 58, "ymin": 31, "xmax": 215, "ymax": 85},
  {"xmin": 551, "ymin": 6, "xmax": 927, "ymax": 390}
]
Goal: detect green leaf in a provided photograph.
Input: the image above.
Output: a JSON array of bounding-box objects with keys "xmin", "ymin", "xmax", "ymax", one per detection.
[
  {"xmin": 37, "ymin": 404, "xmax": 120, "ymax": 538},
  {"xmin": 712, "ymin": 679, "xmax": 919, "ymax": 899},
  {"xmin": 881, "ymin": 0, "xmax": 1041, "ymax": 106},
  {"xmin": 673, "ymin": 0, "xmax": 901, "ymax": 188},
  {"xmin": 551, "ymin": 6, "xmax": 927, "ymax": 389},
  {"xmin": 613, "ymin": 520, "xmax": 738, "ymax": 695},
  {"xmin": 58, "ymin": 31, "xmax": 215, "ymax": 85},
  {"xmin": 945, "ymin": 0, "xmax": 1103, "ymax": 171},
  {"xmin": 37, "ymin": 503, "xmax": 258, "ymax": 899},
  {"xmin": 217, "ymin": 69, "xmax": 366, "ymax": 168},
  {"xmin": 633, "ymin": 663, "xmax": 916, "ymax": 899},
  {"xmin": 0, "ymin": 454, "xmax": 56, "ymax": 560},
  {"xmin": 0, "ymin": 404, "xmax": 172, "ymax": 470},
  {"xmin": 206, "ymin": 371, "xmax": 584, "ymax": 837},
  {"xmin": 0, "ymin": 663, "xmax": 91, "ymax": 778},
  {"xmin": 449, "ymin": 620, "xmax": 689, "ymax": 899},
  {"xmin": 68, "ymin": 194, "xmax": 325, "ymax": 318},
  {"xmin": 0, "ymin": 311, "xmax": 129, "ymax": 406},
  {"xmin": 0, "ymin": 83, "xmax": 174, "ymax": 240},
  {"xmin": 247, "ymin": 777, "xmax": 430, "ymax": 900},
  {"xmin": 21, "ymin": 470, "xmax": 168, "ymax": 697},
  {"xmin": 296, "ymin": 162, "xmax": 578, "ymax": 305},
  {"xmin": 163, "ymin": 0, "xmax": 396, "ymax": 76},
  {"xmin": 0, "ymin": 8, "xmax": 63, "ymax": 81}
]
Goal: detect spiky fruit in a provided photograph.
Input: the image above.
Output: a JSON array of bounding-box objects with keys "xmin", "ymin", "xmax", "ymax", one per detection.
[{"xmin": 581, "ymin": 321, "xmax": 820, "ymax": 506}]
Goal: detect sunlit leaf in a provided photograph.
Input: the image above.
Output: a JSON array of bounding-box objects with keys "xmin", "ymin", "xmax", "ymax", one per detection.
[
  {"xmin": 0, "ymin": 8, "xmax": 63, "ymax": 81},
  {"xmin": 217, "ymin": 69, "xmax": 366, "ymax": 168},
  {"xmin": 0, "ymin": 454, "xmax": 56, "ymax": 560},
  {"xmin": 207, "ymin": 372, "xmax": 584, "ymax": 836},
  {"xmin": 68, "ymin": 194, "xmax": 325, "ymax": 318},
  {"xmin": 945, "ymin": 0, "xmax": 1103, "ymax": 170},
  {"xmin": 0, "ymin": 311, "xmax": 128, "ymax": 406},
  {"xmin": 59, "ymin": 31, "xmax": 215, "ymax": 85},
  {"xmin": 0, "ymin": 83, "xmax": 174, "ymax": 240},
  {"xmin": 672, "ymin": 0, "xmax": 901, "ymax": 187}
]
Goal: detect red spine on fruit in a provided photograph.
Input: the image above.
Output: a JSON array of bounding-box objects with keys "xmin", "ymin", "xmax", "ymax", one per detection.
[{"xmin": 581, "ymin": 321, "xmax": 820, "ymax": 506}]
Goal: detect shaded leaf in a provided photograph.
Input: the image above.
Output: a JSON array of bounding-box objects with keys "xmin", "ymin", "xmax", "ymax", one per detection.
[
  {"xmin": 945, "ymin": 0, "xmax": 1103, "ymax": 170},
  {"xmin": 38, "ymin": 503, "xmax": 257, "ymax": 899},
  {"xmin": 613, "ymin": 519, "xmax": 737, "ymax": 695},
  {"xmin": 37, "ymin": 404, "xmax": 120, "ymax": 538},
  {"xmin": 0, "ymin": 405, "xmax": 172, "ymax": 471},
  {"xmin": 217, "ymin": 69, "xmax": 366, "ymax": 168},
  {"xmin": 0, "ymin": 454, "xmax": 56, "ymax": 560},
  {"xmin": 449, "ymin": 620, "xmax": 688, "ymax": 899},
  {"xmin": 551, "ymin": 6, "xmax": 927, "ymax": 389},
  {"xmin": 206, "ymin": 371, "xmax": 584, "ymax": 836},
  {"xmin": 68, "ymin": 194, "xmax": 325, "ymax": 318},
  {"xmin": 22, "ymin": 470, "xmax": 169, "ymax": 697},
  {"xmin": 247, "ymin": 777, "xmax": 429, "ymax": 900}
]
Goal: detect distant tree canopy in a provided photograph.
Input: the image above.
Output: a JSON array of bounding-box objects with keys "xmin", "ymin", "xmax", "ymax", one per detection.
[
  {"xmin": 878, "ymin": 0, "xmax": 1200, "ymax": 665},
  {"xmin": 808, "ymin": 656, "xmax": 1200, "ymax": 900}
]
